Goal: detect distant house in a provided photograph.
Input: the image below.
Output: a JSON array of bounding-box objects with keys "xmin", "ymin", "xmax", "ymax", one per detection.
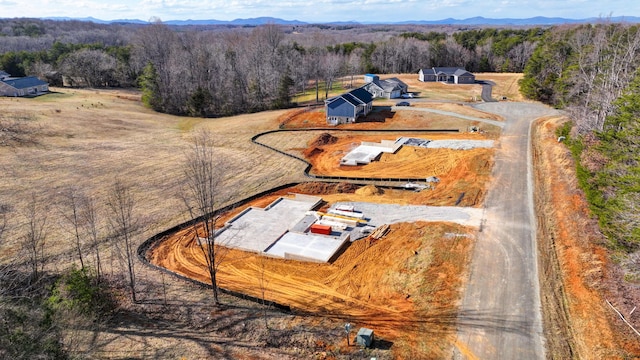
[
  {"xmin": 418, "ymin": 67, "xmax": 475, "ymax": 84},
  {"xmin": 325, "ymin": 87, "xmax": 373, "ymax": 125},
  {"xmin": 0, "ymin": 71, "xmax": 49, "ymax": 97},
  {"xmin": 362, "ymin": 74, "xmax": 408, "ymax": 99}
]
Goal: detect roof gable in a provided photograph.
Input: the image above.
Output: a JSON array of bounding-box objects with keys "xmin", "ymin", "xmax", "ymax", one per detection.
[
  {"xmin": 453, "ymin": 69, "xmax": 474, "ymax": 77},
  {"xmin": 433, "ymin": 67, "xmax": 471, "ymax": 76},
  {"xmin": 327, "ymin": 97, "xmax": 348, "ymax": 110}
]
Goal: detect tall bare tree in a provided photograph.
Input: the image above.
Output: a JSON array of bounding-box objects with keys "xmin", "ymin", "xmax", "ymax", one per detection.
[
  {"xmin": 58, "ymin": 187, "xmax": 86, "ymax": 270},
  {"xmin": 80, "ymin": 194, "xmax": 102, "ymax": 281},
  {"xmin": 107, "ymin": 180, "xmax": 139, "ymax": 303},
  {"xmin": 0, "ymin": 203, "xmax": 8, "ymax": 243},
  {"xmin": 181, "ymin": 130, "xmax": 227, "ymax": 305},
  {"xmin": 22, "ymin": 193, "xmax": 48, "ymax": 280}
]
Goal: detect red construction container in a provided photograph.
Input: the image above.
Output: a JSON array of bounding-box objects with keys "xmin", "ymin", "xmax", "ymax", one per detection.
[{"xmin": 310, "ymin": 223, "xmax": 332, "ymax": 235}]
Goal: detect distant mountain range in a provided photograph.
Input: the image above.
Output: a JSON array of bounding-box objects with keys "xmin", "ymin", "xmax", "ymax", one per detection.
[{"xmin": 36, "ymin": 15, "xmax": 640, "ymax": 26}]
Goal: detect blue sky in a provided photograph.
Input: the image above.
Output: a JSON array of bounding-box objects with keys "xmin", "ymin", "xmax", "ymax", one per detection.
[{"xmin": 0, "ymin": 0, "xmax": 637, "ymax": 23}]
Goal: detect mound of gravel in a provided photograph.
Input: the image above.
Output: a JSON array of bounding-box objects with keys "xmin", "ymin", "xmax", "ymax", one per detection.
[
  {"xmin": 356, "ymin": 184, "xmax": 384, "ymax": 196},
  {"xmin": 310, "ymin": 132, "xmax": 338, "ymax": 147}
]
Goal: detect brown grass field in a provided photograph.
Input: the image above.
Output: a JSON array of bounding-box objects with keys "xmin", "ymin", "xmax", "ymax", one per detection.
[{"xmin": 1, "ymin": 73, "xmax": 630, "ymax": 358}]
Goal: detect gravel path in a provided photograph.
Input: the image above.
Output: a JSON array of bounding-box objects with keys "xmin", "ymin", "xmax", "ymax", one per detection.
[
  {"xmin": 453, "ymin": 101, "xmax": 561, "ymax": 360},
  {"xmin": 332, "ymin": 202, "xmax": 483, "ymax": 228}
]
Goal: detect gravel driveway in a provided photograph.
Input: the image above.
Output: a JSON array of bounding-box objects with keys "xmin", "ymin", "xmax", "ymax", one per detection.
[
  {"xmin": 331, "ymin": 202, "xmax": 483, "ymax": 228},
  {"xmin": 453, "ymin": 102, "xmax": 560, "ymax": 360}
]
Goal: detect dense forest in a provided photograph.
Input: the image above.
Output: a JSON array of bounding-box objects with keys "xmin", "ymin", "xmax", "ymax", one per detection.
[{"xmin": 1, "ymin": 18, "xmax": 544, "ymax": 116}]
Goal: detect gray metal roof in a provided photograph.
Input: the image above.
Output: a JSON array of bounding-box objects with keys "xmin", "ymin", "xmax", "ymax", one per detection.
[
  {"xmin": 453, "ymin": 69, "xmax": 474, "ymax": 77},
  {"xmin": 348, "ymin": 87, "xmax": 373, "ymax": 103},
  {"xmin": 345, "ymin": 93, "xmax": 365, "ymax": 106},
  {"xmin": 1, "ymin": 76, "xmax": 48, "ymax": 89},
  {"xmin": 326, "ymin": 86, "xmax": 373, "ymax": 113},
  {"xmin": 327, "ymin": 96, "xmax": 348, "ymax": 110}
]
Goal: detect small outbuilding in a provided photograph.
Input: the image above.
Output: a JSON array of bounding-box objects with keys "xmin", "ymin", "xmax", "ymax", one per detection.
[{"xmin": 356, "ymin": 327, "xmax": 374, "ymax": 348}]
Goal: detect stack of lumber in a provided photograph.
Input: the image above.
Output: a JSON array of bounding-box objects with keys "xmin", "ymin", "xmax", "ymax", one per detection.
[{"xmin": 370, "ymin": 224, "xmax": 390, "ymax": 240}]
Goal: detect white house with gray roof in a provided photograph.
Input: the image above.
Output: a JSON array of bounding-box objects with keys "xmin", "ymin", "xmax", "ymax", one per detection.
[
  {"xmin": 0, "ymin": 71, "xmax": 49, "ymax": 97},
  {"xmin": 419, "ymin": 67, "xmax": 475, "ymax": 84},
  {"xmin": 362, "ymin": 74, "xmax": 408, "ymax": 99}
]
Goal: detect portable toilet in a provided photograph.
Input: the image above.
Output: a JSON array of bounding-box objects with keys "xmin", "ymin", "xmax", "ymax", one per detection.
[
  {"xmin": 356, "ymin": 327, "xmax": 374, "ymax": 347},
  {"xmin": 364, "ymin": 74, "xmax": 379, "ymax": 83}
]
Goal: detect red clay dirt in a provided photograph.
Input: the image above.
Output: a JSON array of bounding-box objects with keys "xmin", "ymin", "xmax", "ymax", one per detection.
[
  {"xmin": 149, "ymin": 100, "xmax": 496, "ymax": 357},
  {"xmin": 303, "ymin": 132, "xmax": 493, "ymax": 207},
  {"xmin": 149, "ymin": 182, "xmax": 476, "ymax": 359},
  {"xmin": 533, "ymin": 117, "xmax": 640, "ymax": 358}
]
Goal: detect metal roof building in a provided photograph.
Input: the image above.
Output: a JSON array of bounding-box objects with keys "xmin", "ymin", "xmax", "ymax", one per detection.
[{"xmin": 0, "ymin": 75, "xmax": 49, "ymax": 97}]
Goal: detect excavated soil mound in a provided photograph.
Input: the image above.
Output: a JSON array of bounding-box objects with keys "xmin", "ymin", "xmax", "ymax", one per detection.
[
  {"xmin": 294, "ymin": 181, "xmax": 359, "ymax": 195},
  {"xmin": 356, "ymin": 184, "xmax": 384, "ymax": 196},
  {"xmin": 303, "ymin": 147, "xmax": 324, "ymax": 158},
  {"xmin": 310, "ymin": 132, "xmax": 338, "ymax": 147}
]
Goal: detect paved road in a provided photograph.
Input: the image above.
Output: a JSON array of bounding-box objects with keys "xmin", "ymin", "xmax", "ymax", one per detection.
[
  {"xmin": 453, "ymin": 102, "xmax": 560, "ymax": 360},
  {"xmin": 479, "ymin": 80, "xmax": 497, "ymax": 102}
]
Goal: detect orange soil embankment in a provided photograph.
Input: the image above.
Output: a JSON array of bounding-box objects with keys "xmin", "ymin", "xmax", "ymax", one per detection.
[
  {"xmin": 279, "ymin": 102, "xmax": 501, "ymax": 130},
  {"xmin": 534, "ymin": 117, "xmax": 640, "ymax": 358},
  {"xmin": 149, "ymin": 184, "xmax": 474, "ymax": 358},
  {"xmin": 304, "ymin": 133, "xmax": 493, "ymax": 207}
]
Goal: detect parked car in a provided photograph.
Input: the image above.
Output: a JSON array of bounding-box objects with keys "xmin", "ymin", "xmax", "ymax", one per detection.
[
  {"xmin": 395, "ymin": 101, "xmax": 410, "ymax": 106},
  {"xmin": 401, "ymin": 93, "xmax": 413, "ymax": 99}
]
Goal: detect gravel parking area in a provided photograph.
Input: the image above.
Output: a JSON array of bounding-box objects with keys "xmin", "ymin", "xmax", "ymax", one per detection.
[{"xmin": 331, "ymin": 202, "xmax": 483, "ymax": 228}]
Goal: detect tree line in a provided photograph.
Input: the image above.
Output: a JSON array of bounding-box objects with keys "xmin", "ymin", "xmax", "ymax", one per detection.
[
  {"xmin": 2, "ymin": 18, "xmax": 546, "ymax": 116},
  {"xmin": 521, "ymin": 22, "xmax": 640, "ymax": 251}
]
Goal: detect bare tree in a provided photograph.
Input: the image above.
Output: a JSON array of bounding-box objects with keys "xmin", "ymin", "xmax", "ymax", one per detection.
[
  {"xmin": 22, "ymin": 193, "xmax": 48, "ymax": 280},
  {"xmin": 59, "ymin": 48, "xmax": 117, "ymax": 87},
  {"xmin": 257, "ymin": 254, "xmax": 271, "ymax": 330},
  {"xmin": 106, "ymin": 179, "xmax": 139, "ymax": 302},
  {"xmin": 80, "ymin": 194, "xmax": 102, "ymax": 281},
  {"xmin": 181, "ymin": 130, "xmax": 227, "ymax": 305},
  {"xmin": 0, "ymin": 203, "xmax": 9, "ymax": 243},
  {"xmin": 322, "ymin": 52, "xmax": 343, "ymax": 99},
  {"xmin": 58, "ymin": 187, "xmax": 86, "ymax": 270}
]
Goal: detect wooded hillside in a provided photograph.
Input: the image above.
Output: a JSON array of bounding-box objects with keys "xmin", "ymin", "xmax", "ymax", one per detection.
[
  {"xmin": 521, "ymin": 23, "xmax": 640, "ymax": 253},
  {"xmin": 1, "ymin": 19, "xmax": 544, "ymax": 116}
]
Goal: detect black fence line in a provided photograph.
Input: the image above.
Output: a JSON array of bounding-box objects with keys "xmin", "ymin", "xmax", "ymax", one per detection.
[
  {"xmin": 138, "ymin": 127, "xmax": 457, "ymax": 309},
  {"xmin": 137, "ymin": 179, "xmax": 415, "ymax": 310},
  {"xmin": 251, "ymin": 128, "xmax": 459, "ymax": 183},
  {"xmin": 137, "ymin": 181, "xmax": 304, "ymax": 312}
]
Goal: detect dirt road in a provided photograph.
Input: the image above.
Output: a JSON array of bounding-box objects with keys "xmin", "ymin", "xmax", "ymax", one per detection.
[{"xmin": 454, "ymin": 102, "xmax": 560, "ymax": 359}]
